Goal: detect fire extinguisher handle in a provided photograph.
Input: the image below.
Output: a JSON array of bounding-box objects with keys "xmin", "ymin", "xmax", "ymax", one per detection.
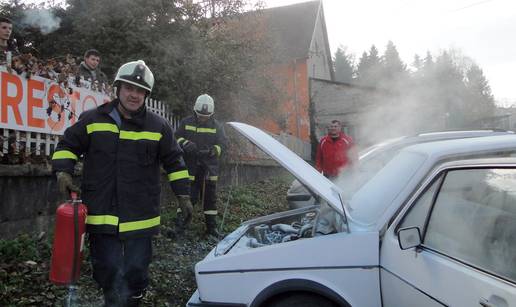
[{"xmin": 70, "ymin": 192, "xmax": 78, "ymax": 201}]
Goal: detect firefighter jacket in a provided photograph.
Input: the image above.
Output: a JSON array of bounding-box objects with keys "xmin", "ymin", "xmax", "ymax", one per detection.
[
  {"xmin": 315, "ymin": 132, "xmax": 354, "ymax": 178},
  {"xmin": 175, "ymin": 115, "xmax": 227, "ymax": 181},
  {"xmin": 51, "ymin": 99, "xmax": 190, "ymax": 238}
]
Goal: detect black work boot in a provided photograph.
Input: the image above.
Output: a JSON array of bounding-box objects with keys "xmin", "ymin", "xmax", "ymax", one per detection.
[
  {"xmin": 205, "ymin": 215, "xmax": 222, "ymax": 240},
  {"xmin": 124, "ymin": 291, "xmax": 144, "ymax": 307},
  {"xmin": 120, "ymin": 290, "xmax": 145, "ymax": 307},
  {"xmin": 103, "ymin": 289, "xmax": 119, "ymax": 307}
]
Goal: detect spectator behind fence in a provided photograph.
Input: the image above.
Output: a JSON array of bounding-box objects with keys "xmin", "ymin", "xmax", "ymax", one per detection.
[
  {"xmin": 0, "ymin": 16, "xmax": 19, "ymax": 65},
  {"xmin": 8, "ymin": 52, "xmax": 113, "ymax": 96},
  {"xmin": 78, "ymin": 49, "xmax": 107, "ymax": 84}
]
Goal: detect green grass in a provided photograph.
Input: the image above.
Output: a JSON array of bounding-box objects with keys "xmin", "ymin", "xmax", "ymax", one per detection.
[
  {"xmin": 218, "ymin": 178, "xmax": 291, "ymax": 232},
  {"xmin": 0, "ymin": 178, "xmax": 291, "ymax": 306}
]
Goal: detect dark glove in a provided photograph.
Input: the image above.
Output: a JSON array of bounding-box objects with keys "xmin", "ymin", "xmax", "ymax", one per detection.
[
  {"xmin": 182, "ymin": 140, "xmax": 197, "ymax": 155},
  {"xmin": 56, "ymin": 172, "xmax": 80, "ymax": 199},
  {"xmin": 177, "ymin": 195, "xmax": 193, "ymax": 227},
  {"xmin": 209, "ymin": 145, "xmax": 218, "ymax": 157}
]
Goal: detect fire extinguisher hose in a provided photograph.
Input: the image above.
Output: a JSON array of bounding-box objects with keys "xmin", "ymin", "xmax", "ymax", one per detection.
[
  {"xmin": 64, "ymin": 192, "xmax": 80, "ymax": 307},
  {"xmin": 71, "ymin": 191, "xmax": 79, "ymax": 284}
]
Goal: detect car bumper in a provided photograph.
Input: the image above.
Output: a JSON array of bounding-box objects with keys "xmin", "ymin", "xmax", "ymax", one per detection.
[{"xmin": 186, "ymin": 290, "xmax": 246, "ymax": 307}]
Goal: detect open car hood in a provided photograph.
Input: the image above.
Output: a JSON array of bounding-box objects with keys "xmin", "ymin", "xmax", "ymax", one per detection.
[{"xmin": 228, "ymin": 122, "xmax": 346, "ymax": 216}]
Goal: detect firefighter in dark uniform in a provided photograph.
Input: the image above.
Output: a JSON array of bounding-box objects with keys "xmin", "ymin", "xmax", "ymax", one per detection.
[
  {"xmin": 52, "ymin": 60, "xmax": 192, "ymax": 306},
  {"xmin": 175, "ymin": 94, "xmax": 227, "ymax": 238}
]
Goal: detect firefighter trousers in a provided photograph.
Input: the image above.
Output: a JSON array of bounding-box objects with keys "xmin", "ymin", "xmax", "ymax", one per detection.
[
  {"xmin": 89, "ymin": 233, "xmax": 152, "ymax": 299},
  {"xmin": 190, "ymin": 171, "xmax": 218, "ymax": 219}
]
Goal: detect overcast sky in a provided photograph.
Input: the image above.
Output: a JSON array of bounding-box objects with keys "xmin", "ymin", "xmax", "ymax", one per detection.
[{"xmin": 264, "ymin": 0, "xmax": 515, "ymax": 106}]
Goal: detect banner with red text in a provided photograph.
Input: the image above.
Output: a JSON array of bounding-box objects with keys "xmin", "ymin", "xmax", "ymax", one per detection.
[{"xmin": 0, "ymin": 67, "xmax": 111, "ymax": 135}]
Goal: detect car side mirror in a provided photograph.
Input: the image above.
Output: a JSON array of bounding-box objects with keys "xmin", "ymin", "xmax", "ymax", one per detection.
[{"xmin": 398, "ymin": 227, "xmax": 422, "ymax": 250}]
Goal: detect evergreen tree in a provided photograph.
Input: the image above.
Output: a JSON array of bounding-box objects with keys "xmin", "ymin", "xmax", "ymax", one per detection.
[
  {"xmin": 381, "ymin": 41, "xmax": 406, "ymax": 76},
  {"xmin": 333, "ymin": 46, "xmax": 354, "ymax": 83},
  {"xmin": 356, "ymin": 45, "xmax": 381, "ymax": 87},
  {"xmin": 422, "ymin": 51, "xmax": 434, "ymax": 77},
  {"xmin": 407, "ymin": 49, "xmax": 497, "ymax": 130},
  {"xmin": 356, "ymin": 51, "xmax": 369, "ymax": 79},
  {"xmin": 466, "ymin": 64, "xmax": 494, "ymax": 102},
  {"xmin": 465, "ymin": 63, "xmax": 495, "ymax": 120},
  {"xmin": 432, "ymin": 51, "xmax": 470, "ymax": 128},
  {"xmin": 412, "ymin": 54, "xmax": 423, "ymax": 74},
  {"xmin": 379, "ymin": 41, "xmax": 407, "ymax": 89},
  {"xmin": 368, "ymin": 45, "xmax": 381, "ymax": 69}
]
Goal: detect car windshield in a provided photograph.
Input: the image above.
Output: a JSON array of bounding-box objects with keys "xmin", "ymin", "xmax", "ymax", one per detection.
[
  {"xmin": 334, "ymin": 150, "xmax": 427, "ymax": 225},
  {"xmin": 334, "ymin": 144, "xmax": 402, "ymax": 199},
  {"xmin": 358, "ymin": 137, "xmax": 406, "ymax": 160}
]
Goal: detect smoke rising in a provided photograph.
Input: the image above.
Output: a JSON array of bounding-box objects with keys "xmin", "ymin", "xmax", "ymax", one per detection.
[
  {"xmin": 22, "ymin": 9, "xmax": 61, "ymax": 35},
  {"xmin": 314, "ymin": 44, "xmax": 500, "ymax": 149}
]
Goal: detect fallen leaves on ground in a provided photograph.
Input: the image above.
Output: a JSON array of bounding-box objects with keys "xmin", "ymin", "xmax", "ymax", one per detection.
[{"xmin": 0, "ymin": 179, "xmax": 290, "ymax": 306}]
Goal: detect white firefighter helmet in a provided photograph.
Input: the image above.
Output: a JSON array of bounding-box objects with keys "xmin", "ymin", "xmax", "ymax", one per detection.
[
  {"xmin": 194, "ymin": 94, "xmax": 215, "ymax": 116},
  {"xmin": 114, "ymin": 60, "xmax": 154, "ymax": 93}
]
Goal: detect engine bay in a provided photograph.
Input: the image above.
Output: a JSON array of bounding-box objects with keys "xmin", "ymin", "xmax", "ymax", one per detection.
[{"xmin": 220, "ymin": 203, "xmax": 346, "ymax": 255}]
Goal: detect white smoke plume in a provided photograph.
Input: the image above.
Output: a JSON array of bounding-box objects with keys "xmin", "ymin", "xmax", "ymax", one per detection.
[{"xmin": 22, "ymin": 9, "xmax": 61, "ymax": 35}]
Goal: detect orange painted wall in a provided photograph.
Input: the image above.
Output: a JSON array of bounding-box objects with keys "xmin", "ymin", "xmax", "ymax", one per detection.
[{"xmin": 257, "ymin": 59, "xmax": 311, "ymax": 142}]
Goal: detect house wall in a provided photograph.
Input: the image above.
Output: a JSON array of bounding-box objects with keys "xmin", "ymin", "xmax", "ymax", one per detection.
[
  {"xmin": 264, "ymin": 3, "xmax": 332, "ymax": 142},
  {"xmin": 307, "ymin": 6, "xmax": 332, "ymax": 80},
  {"xmin": 230, "ymin": 1, "xmax": 334, "ymax": 150},
  {"xmin": 261, "ymin": 60, "xmax": 311, "ymax": 142},
  {"xmin": 309, "ymin": 78, "xmax": 396, "ymax": 148}
]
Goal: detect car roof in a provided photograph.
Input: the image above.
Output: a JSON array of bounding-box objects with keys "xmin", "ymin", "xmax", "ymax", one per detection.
[
  {"xmin": 359, "ymin": 130, "xmax": 514, "ymax": 159},
  {"xmin": 416, "ymin": 129, "xmax": 513, "ymax": 137},
  {"xmin": 403, "ymin": 134, "xmax": 516, "ymax": 159}
]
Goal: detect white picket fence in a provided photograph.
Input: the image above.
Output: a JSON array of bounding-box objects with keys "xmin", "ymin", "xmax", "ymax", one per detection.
[
  {"xmin": 0, "ymin": 98, "xmax": 179, "ymax": 158},
  {"xmin": 146, "ymin": 98, "xmax": 180, "ymax": 129}
]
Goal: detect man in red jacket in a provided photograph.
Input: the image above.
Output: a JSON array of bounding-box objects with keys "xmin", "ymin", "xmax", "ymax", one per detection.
[{"xmin": 315, "ymin": 120, "xmax": 355, "ymax": 178}]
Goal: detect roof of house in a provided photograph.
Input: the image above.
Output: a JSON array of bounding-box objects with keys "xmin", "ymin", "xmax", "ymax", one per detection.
[{"xmin": 261, "ymin": 0, "xmax": 321, "ymax": 61}]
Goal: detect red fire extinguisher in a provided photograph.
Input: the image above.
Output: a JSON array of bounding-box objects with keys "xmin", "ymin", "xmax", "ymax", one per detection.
[{"xmin": 49, "ymin": 192, "xmax": 87, "ymax": 286}]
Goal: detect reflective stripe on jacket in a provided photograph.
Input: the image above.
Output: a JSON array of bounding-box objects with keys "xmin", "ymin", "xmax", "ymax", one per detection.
[
  {"xmin": 52, "ymin": 99, "xmax": 190, "ymax": 238},
  {"xmin": 175, "ymin": 115, "xmax": 227, "ymax": 179}
]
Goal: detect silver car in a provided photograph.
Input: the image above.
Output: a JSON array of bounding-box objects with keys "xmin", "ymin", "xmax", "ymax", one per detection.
[
  {"xmin": 287, "ymin": 130, "xmax": 514, "ymax": 209},
  {"xmin": 187, "ymin": 123, "xmax": 516, "ymax": 307}
]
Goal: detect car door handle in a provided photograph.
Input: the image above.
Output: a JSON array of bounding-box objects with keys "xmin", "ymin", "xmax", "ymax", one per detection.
[
  {"xmin": 479, "ymin": 296, "xmax": 507, "ymax": 307},
  {"xmin": 479, "ymin": 298, "xmax": 495, "ymax": 307}
]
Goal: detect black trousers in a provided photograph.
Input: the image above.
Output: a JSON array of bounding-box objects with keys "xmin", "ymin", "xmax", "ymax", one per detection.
[
  {"xmin": 190, "ymin": 171, "xmax": 217, "ymax": 215},
  {"xmin": 89, "ymin": 233, "xmax": 152, "ymax": 298}
]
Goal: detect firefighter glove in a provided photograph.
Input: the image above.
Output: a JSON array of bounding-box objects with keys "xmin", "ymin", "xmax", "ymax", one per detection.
[
  {"xmin": 182, "ymin": 141, "xmax": 197, "ymax": 155},
  {"xmin": 208, "ymin": 146, "xmax": 218, "ymax": 157},
  {"xmin": 56, "ymin": 172, "xmax": 80, "ymax": 198},
  {"xmin": 177, "ymin": 195, "xmax": 193, "ymax": 226}
]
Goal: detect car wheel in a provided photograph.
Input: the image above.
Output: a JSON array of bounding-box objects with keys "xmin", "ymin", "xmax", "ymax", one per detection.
[{"xmin": 268, "ymin": 293, "xmax": 338, "ymax": 307}]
